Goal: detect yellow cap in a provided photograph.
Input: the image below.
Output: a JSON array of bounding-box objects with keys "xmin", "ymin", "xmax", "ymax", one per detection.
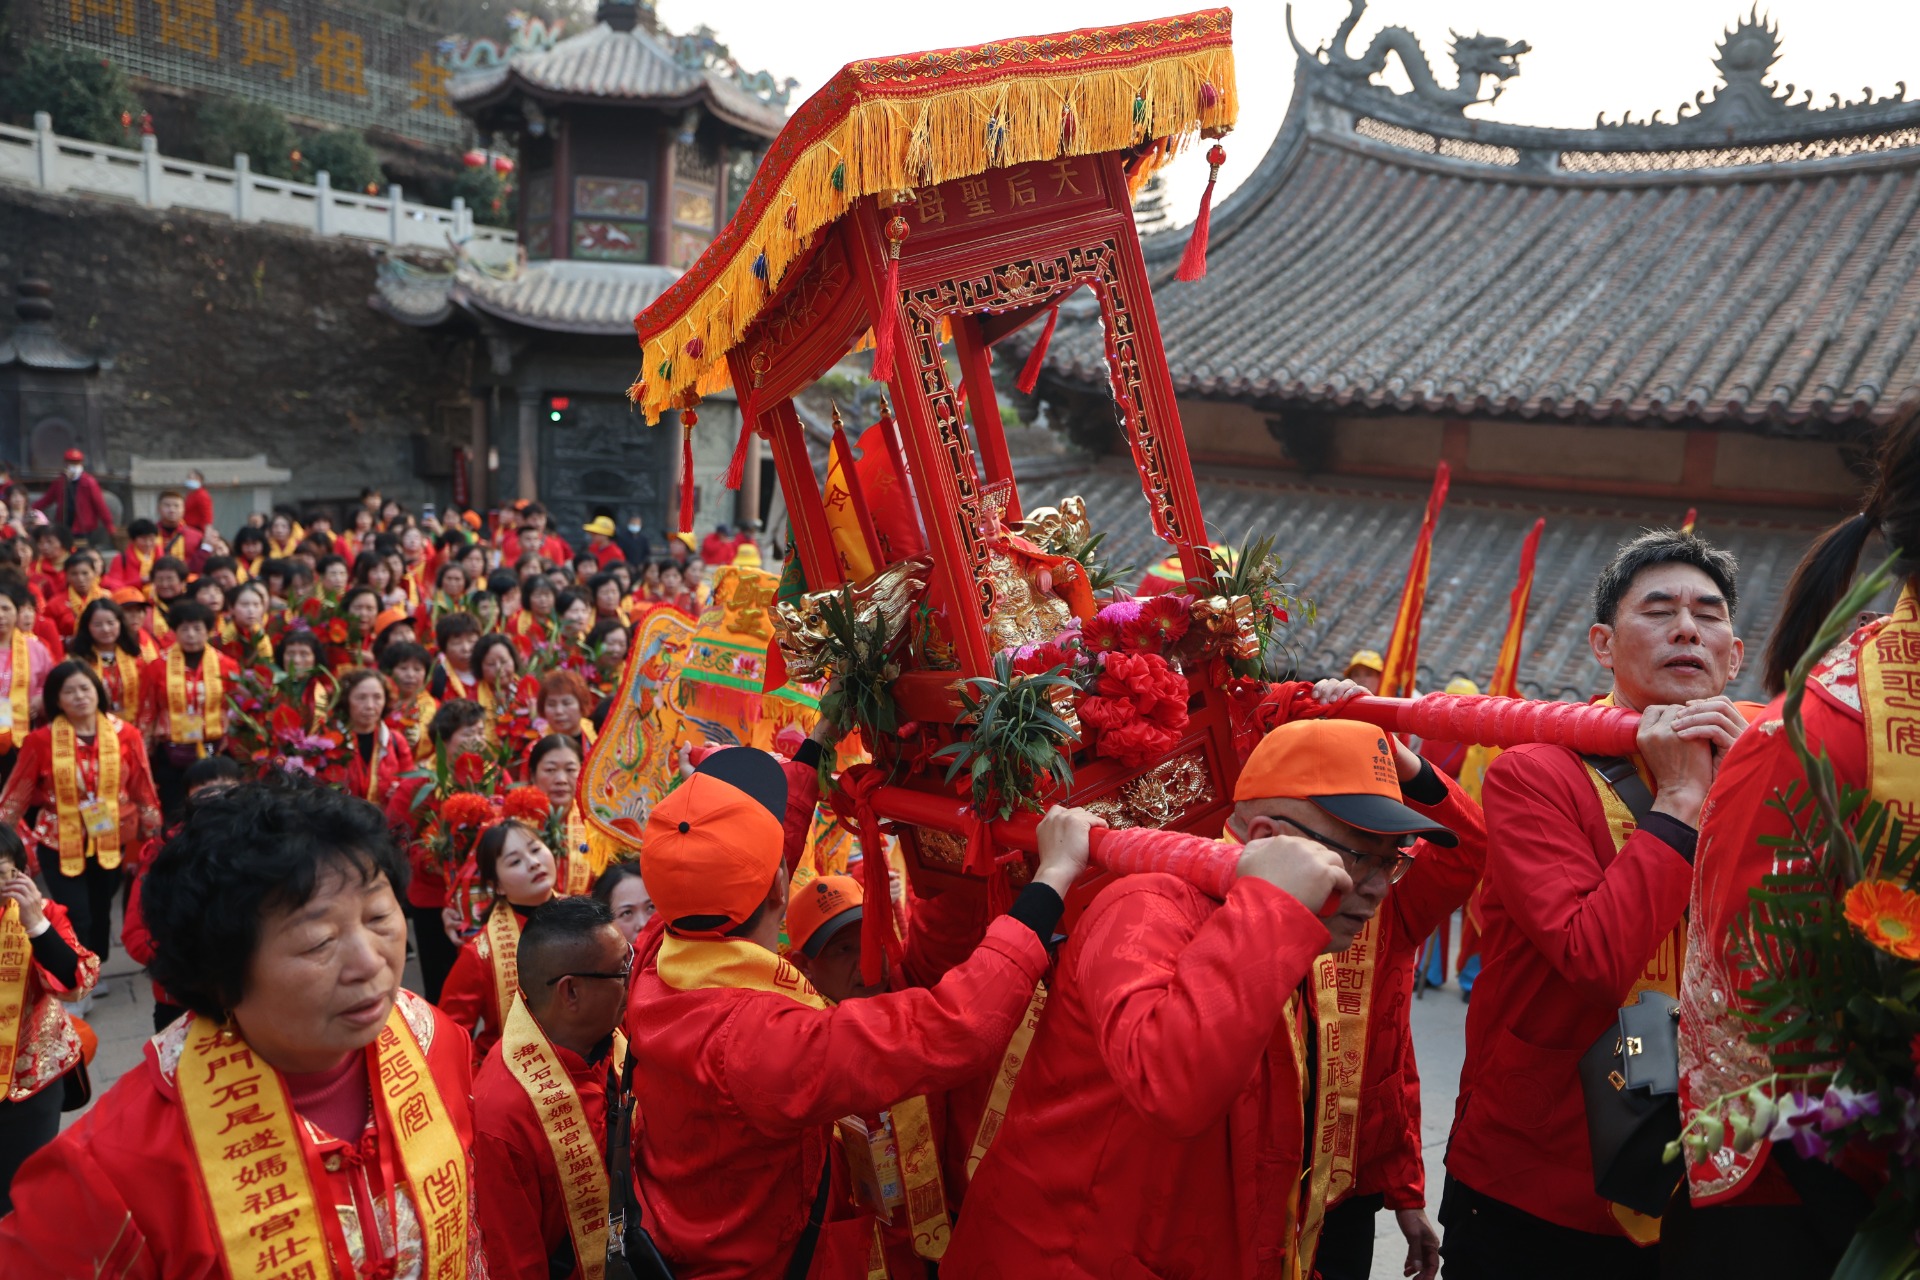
[
  {"xmin": 1345, "ymin": 649, "xmax": 1385, "ymax": 676},
  {"xmin": 1445, "ymin": 676, "xmax": 1481, "ymax": 697}
]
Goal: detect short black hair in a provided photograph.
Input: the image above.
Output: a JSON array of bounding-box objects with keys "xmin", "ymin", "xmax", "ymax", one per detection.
[
  {"xmin": 183, "ymin": 754, "xmax": 244, "ymax": 790},
  {"xmin": 592, "ymin": 860, "xmax": 644, "ymax": 907},
  {"xmin": 152, "ymin": 556, "xmax": 188, "ymax": 580},
  {"xmin": 0, "ymin": 581, "xmax": 30, "ymax": 612},
  {"xmin": 142, "ymin": 779, "xmax": 407, "ymax": 1017},
  {"xmin": 528, "ymin": 733, "xmax": 582, "ymax": 779},
  {"xmin": 470, "ymin": 633, "xmax": 518, "ymax": 677},
  {"xmin": 0, "ymin": 820, "xmax": 24, "ymax": 875},
  {"xmin": 43, "ymin": 660, "xmax": 107, "ymax": 718},
  {"xmin": 379, "ymin": 641, "xmax": 432, "ymax": 674},
  {"xmin": 1591, "ymin": 530, "xmax": 1739, "ymax": 626},
  {"xmin": 202, "ymin": 554, "xmax": 238, "ymax": 578},
  {"xmin": 126, "ymin": 517, "xmax": 158, "ymax": 540},
  {"xmin": 486, "ymin": 569, "xmax": 519, "ymax": 597},
  {"xmin": 167, "ymin": 600, "xmax": 215, "ymax": 631},
  {"xmin": 518, "ymin": 895, "xmax": 617, "ymax": 1006},
  {"xmin": 435, "ymin": 611, "xmax": 481, "ymax": 649},
  {"xmin": 428, "ymin": 698, "xmax": 486, "ymax": 743},
  {"xmin": 522, "ymin": 574, "xmax": 556, "ymax": 602},
  {"xmin": 276, "ymin": 629, "xmax": 321, "ymax": 665}
]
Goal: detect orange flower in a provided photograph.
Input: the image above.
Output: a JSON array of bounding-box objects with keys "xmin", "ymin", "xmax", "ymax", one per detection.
[{"xmin": 1843, "ymin": 880, "xmax": 1920, "ymax": 961}]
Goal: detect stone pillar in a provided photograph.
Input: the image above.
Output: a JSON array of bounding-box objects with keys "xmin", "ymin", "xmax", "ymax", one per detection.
[{"xmin": 517, "ymin": 387, "xmax": 541, "ymax": 499}]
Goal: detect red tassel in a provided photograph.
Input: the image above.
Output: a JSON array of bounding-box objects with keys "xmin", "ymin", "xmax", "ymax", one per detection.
[
  {"xmin": 1175, "ymin": 144, "xmax": 1227, "ymax": 283},
  {"xmin": 1016, "ymin": 304, "xmax": 1060, "ymax": 395},
  {"xmin": 678, "ymin": 409, "xmax": 697, "ymax": 534},
  {"xmin": 870, "ymin": 214, "xmax": 910, "ymax": 384},
  {"xmin": 723, "ymin": 420, "xmax": 751, "ymax": 491}
]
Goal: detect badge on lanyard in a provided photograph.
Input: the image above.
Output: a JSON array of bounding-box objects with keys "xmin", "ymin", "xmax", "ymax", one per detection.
[
  {"xmin": 177, "ymin": 713, "xmax": 204, "ymax": 744},
  {"xmin": 78, "ymin": 795, "xmax": 115, "ymax": 838}
]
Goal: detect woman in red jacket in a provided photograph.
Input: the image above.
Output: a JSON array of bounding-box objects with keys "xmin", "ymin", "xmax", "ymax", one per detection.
[
  {"xmin": 0, "ymin": 661, "xmax": 162, "ymax": 964},
  {"xmin": 384, "ymin": 698, "xmax": 489, "ymax": 1005},
  {"xmin": 0, "ymin": 824, "xmax": 98, "ymax": 1214},
  {"xmin": 0, "ymin": 781, "xmax": 487, "ymax": 1277},
  {"xmin": 67, "ymin": 597, "xmax": 143, "ymax": 717},
  {"xmin": 321, "ymin": 668, "xmax": 414, "ymax": 808},
  {"xmin": 438, "ymin": 817, "xmax": 558, "ymax": 1067}
]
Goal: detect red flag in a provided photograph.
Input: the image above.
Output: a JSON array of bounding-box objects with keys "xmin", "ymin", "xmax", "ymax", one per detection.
[
  {"xmin": 823, "ymin": 409, "xmax": 881, "ymax": 581},
  {"xmin": 1680, "ymin": 507, "xmax": 1698, "ymax": 535},
  {"xmin": 853, "ymin": 417, "xmax": 926, "ymax": 562},
  {"xmin": 1379, "ymin": 463, "xmax": 1449, "ymax": 700}
]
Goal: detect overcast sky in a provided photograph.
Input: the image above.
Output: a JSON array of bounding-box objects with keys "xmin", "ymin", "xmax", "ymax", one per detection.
[{"xmin": 654, "ymin": 0, "xmax": 1920, "ymax": 222}]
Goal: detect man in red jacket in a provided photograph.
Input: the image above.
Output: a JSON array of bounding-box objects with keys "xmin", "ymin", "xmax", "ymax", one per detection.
[
  {"xmin": 944, "ymin": 718, "xmax": 1461, "ymax": 1280},
  {"xmin": 1441, "ymin": 530, "xmax": 1749, "ymax": 1279},
  {"xmin": 623, "ymin": 747, "xmax": 1094, "ymax": 1280},
  {"xmin": 33, "ymin": 448, "xmax": 113, "ymax": 543},
  {"xmin": 474, "ymin": 894, "xmax": 630, "ymax": 1280}
]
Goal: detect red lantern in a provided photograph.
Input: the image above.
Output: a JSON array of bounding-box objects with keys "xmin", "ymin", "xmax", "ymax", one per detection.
[
  {"xmin": 462, "ymin": 149, "xmax": 485, "ymax": 168},
  {"xmin": 491, "ymin": 155, "xmax": 514, "ymax": 175}
]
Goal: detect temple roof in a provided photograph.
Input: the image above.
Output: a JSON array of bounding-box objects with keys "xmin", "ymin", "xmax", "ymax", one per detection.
[
  {"xmin": 1020, "ymin": 460, "xmax": 1821, "ymax": 703},
  {"xmin": 374, "ymin": 257, "xmax": 680, "ymax": 337},
  {"xmin": 450, "ymin": 1, "xmax": 790, "ymax": 139},
  {"xmin": 1028, "ymin": 5, "xmax": 1920, "ymax": 434},
  {"xmin": 0, "ymin": 281, "xmax": 98, "ymax": 372}
]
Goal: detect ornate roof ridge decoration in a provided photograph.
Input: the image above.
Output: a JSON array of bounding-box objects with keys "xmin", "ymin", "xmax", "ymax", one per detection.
[
  {"xmin": 449, "ymin": 0, "xmax": 790, "ymax": 137},
  {"xmin": 628, "ymin": 7, "xmax": 1237, "ymax": 422},
  {"xmin": 1275, "ymin": 1, "xmax": 1920, "ymax": 171}
]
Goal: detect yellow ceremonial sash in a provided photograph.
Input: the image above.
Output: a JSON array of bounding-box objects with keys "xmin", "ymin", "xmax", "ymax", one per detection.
[
  {"xmin": 0, "ymin": 630, "xmax": 29, "ymax": 752},
  {"xmin": 97, "ymin": 648, "xmax": 140, "ymax": 715},
  {"xmin": 1298, "ymin": 916, "xmax": 1381, "ymax": 1266},
  {"xmin": 564, "ymin": 853, "xmax": 592, "ymax": 897},
  {"xmin": 1862, "ymin": 584, "xmax": 1920, "ymax": 855},
  {"xmin": 361, "ymin": 724, "xmax": 390, "ymax": 802},
  {"xmin": 67, "ymin": 585, "xmax": 104, "ymax": 623},
  {"xmin": 400, "ymin": 691, "xmax": 438, "ymax": 755},
  {"xmin": 178, "ymin": 1006, "xmax": 469, "ymax": 1280},
  {"xmin": 501, "ymin": 998, "xmax": 610, "ymax": 1280},
  {"xmin": 656, "ymin": 935, "xmax": 829, "ymax": 1009},
  {"xmin": 889, "ymin": 1093, "xmax": 951, "ymax": 1260},
  {"xmin": 167, "ymin": 647, "xmax": 226, "ymax": 745},
  {"xmin": 1281, "ymin": 991, "xmax": 1312, "ymax": 1280},
  {"xmin": 1586, "ymin": 755, "xmax": 1685, "ymax": 1245},
  {"xmin": 485, "ymin": 902, "xmax": 523, "ymax": 1035},
  {"xmin": 52, "ymin": 716, "xmax": 122, "ymax": 874},
  {"xmin": 0, "ymin": 900, "xmax": 29, "ymax": 1088},
  {"xmin": 966, "ymin": 983, "xmax": 1048, "ymax": 1180}
]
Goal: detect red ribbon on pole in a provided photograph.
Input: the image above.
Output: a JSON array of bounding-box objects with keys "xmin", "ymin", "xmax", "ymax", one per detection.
[{"xmin": 831, "ymin": 764, "xmax": 906, "ymax": 988}]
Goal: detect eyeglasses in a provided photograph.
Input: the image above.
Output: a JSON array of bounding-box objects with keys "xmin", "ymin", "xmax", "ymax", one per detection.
[
  {"xmin": 1270, "ymin": 816, "xmax": 1416, "ymax": 885},
  {"xmin": 547, "ymin": 944, "xmax": 635, "ymax": 986}
]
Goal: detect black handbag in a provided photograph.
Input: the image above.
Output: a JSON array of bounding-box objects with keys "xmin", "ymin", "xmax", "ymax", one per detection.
[
  {"xmin": 1579, "ymin": 990, "xmax": 1683, "ymax": 1216},
  {"xmin": 1575, "ymin": 754, "xmax": 1683, "ymax": 1218}
]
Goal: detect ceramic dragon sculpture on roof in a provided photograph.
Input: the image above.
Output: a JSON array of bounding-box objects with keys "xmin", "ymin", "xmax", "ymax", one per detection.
[{"xmin": 1287, "ymin": 0, "xmax": 1528, "ymax": 113}]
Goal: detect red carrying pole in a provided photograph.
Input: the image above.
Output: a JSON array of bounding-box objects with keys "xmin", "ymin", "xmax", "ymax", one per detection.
[{"xmin": 1319, "ymin": 691, "xmax": 1639, "ymax": 757}]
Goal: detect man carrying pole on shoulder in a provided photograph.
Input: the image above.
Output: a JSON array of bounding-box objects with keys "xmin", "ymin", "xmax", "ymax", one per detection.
[
  {"xmin": 622, "ymin": 746, "xmax": 1097, "ymax": 1279},
  {"xmin": 1440, "ymin": 530, "xmax": 1748, "ymax": 1279}
]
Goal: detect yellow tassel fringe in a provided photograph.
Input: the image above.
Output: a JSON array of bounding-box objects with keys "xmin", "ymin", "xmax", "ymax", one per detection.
[{"xmin": 632, "ymin": 22, "xmax": 1237, "ymax": 423}]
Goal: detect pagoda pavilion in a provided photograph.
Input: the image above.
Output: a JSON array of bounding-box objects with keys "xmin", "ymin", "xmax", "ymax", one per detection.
[{"xmin": 375, "ymin": 0, "xmax": 788, "ymax": 534}]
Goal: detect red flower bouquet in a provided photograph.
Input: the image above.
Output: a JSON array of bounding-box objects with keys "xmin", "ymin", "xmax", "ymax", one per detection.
[{"xmin": 1077, "ymin": 650, "xmax": 1190, "ymax": 768}]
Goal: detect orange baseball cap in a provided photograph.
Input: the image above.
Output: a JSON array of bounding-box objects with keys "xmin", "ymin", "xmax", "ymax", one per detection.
[
  {"xmin": 787, "ymin": 875, "xmax": 863, "ymax": 959},
  {"xmin": 1235, "ymin": 720, "xmax": 1457, "ymax": 847},
  {"xmin": 110, "ymin": 587, "xmax": 148, "ymax": 608},
  {"xmin": 373, "ymin": 607, "xmax": 411, "ymax": 639},
  {"xmin": 644, "ymin": 748, "xmax": 788, "ymax": 936}
]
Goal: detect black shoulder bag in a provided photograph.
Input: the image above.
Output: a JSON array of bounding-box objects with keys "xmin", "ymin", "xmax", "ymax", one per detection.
[
  {"xmin": 609, "ymin": 1055, "xmax": 676, "ymax": 1280},
  {"xmin": 1575, "ymin": 755, "xmax": 1684, "ymax": 1218}
]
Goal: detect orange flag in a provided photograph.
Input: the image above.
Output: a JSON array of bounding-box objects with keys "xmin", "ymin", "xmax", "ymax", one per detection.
[
  {"xmin": 1379, "ymin": 462, "xmax": 1450, "ymax": 700},
  {"xmin": 1487, "ymin": 517, "xmax": 1544, "ymax": 699},
  {"xmin": 1457, "ymin": 517, "xmax": 1544, "ymax": 977},
  {"xmin": 822, "ymin": 410, "xmax": 880, "ymax": 582}
]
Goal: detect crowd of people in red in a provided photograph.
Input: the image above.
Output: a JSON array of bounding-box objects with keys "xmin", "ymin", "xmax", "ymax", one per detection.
[{"xmin": 0, "ymin": 424, "xmax": 1909, "ymax": 1280}]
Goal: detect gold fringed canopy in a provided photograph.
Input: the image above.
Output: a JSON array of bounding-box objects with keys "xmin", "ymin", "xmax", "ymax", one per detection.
[{"xmin": 629, "ymin": 7, "xmax": 1237, "ymax": 421}]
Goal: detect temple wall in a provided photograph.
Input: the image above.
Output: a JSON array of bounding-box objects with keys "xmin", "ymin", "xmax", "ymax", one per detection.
[{"xmin": 0, "ymin": 183, "xmax": 472, "ymax": 517}]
